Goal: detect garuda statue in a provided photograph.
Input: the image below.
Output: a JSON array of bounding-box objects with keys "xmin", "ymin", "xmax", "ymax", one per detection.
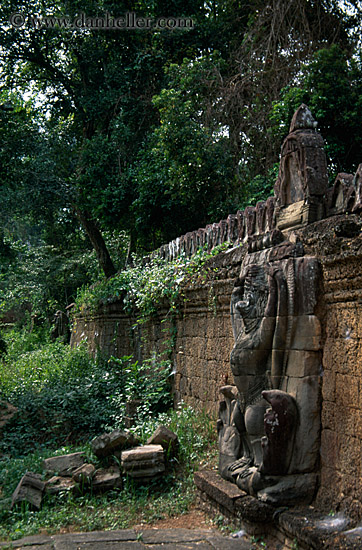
[{"xmin": 218, "ymin": 106, "xmax": 324, "ymax": 505}]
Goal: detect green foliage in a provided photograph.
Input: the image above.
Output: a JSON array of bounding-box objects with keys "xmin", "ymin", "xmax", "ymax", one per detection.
[
  {"xmin": 0, "ymin": 221, "xmax": 132, "ymax": 323},
  {"xmin": 0, "ymin": 445, "xmax": 91, "ymax": 501},
  {"xmin": 1, "ymin": 0, "xmax": 361, "ymax": 297},
  {"xmin": 0, "ymin": 321, "xmax": 216, "ymax": 540},
  {"xmin": 106, "ymin": 355, "xmax": 173, "ymax": 429},
  {"xmin": 0, "ymin": 329, "xmax": 175, "ymax": 457},
  {"xmin": 0, "ymin": 341, "xmax": 118, "ymax": 455},
  {"xmin": 74, "ymin": 243, "xmax": 232, "ymax": 319},
  {"xmin": 1, "ymin": 0, "xmax": 239, "ymax": 271},
  {"xmin": 271, "ymin": 45, "xmax": 362, "ymax": 179},
  {"xmin": 0, "ymin": 236, "xmax": 94, "ymax": 322},
  {"xmin": 241, "ymin": 164, "xmax": 279, "ymax": 208},
  {"xmin": 0, "ymin": 327, "xmax": 51, "ymax": 359},
  {"xmin": 0, "ymin": 333, "xmax": 7, "ymax": 359},
  {"xmin": 133, "ymin": 55, "xmax": 238, "ymax": 248}
]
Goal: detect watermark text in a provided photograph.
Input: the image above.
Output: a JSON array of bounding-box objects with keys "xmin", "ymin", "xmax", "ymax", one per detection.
[{"xmin": 9, "ymin": 12, "xmax": 194, "ymax": 30}]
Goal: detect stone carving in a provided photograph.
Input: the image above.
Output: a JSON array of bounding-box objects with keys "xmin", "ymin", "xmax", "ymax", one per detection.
[
  {"xmin": 260, "ymin": 389, "xmax": 298, "ymax": 476},
  {"xmin": 327, "ymin": 173, "xmax": 355, "ymax": 215},
  {"xmin": 217, "ymin": 105, "xmax": 326, "ymax": 506},
  {"xmin": 353, "ymin": 163, "xmax": 362, "ymax": 212},
  {"xmin": 11, "ymin": 472, "xmax": 45, "ymax": 510},
  {"xmin": 218, "ymin": 240, "xmax": 322, "ymax": 504},
  {"xmin": 274, "ymin": 104, "xmax": 328, "ymax": 229}
]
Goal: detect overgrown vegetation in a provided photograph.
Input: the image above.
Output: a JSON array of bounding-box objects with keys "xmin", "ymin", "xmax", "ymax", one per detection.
[
  {"xmin": 0, "ymin": 407, "xmax": 217, "ymax": 540},
  {"xmin": 74, "ymin": 243, "xmax": 232, "ymax": 319},
  {"xmin": 0, "ymin": 0, "xmax": 361, "ymax": 542},
  {"xmin": 0, "ymin": 211, "xmax": 231, "ymax": 541},
  {"xmin": 0, "ymin": 330, "xmax": 173, "ymax": 456},
  {"xmin": 0, "ymin": 329, "xmax": 217, "ymax": 541}
]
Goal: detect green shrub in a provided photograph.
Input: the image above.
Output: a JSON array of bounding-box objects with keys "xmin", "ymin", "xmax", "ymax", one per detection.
[
  {"xmin": 1, "ymin": 326, "xmax": 51, "ymax": 360},
  {"xmin": 0, "ymin": 333, "xmax": 175, "ymax": 457},
  {"xmin": 106, "ymin": 355, "xmax": 173, "ymax": 429}
]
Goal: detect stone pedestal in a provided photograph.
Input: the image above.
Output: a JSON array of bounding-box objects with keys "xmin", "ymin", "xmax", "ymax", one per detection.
[{"xmin": 195, "ymin": 470, "xmax": 358, "ymax": 550}]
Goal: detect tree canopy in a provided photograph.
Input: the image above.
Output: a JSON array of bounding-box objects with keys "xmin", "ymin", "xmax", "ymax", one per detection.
[{"xmin": 1, "ymin": 0, "xmax": 362, "ymax": 318}]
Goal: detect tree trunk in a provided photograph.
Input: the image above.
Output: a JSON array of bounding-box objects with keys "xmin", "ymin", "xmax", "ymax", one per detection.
[{"xmin": 74, "ymin": 206, "xmax": 116, "ymax": 279}]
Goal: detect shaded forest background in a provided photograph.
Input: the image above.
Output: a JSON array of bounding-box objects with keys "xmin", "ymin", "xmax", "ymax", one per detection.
[{"xmin": 1, "ymin": 0, "xmax": 362, "ymax": 323}]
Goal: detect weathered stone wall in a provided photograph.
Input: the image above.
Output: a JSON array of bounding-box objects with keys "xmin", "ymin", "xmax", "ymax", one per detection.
[
  {"xmin": 281, "ymin": 215, "xmax": 361, "ymax": 519},
  {"xmin": 172, "ymin": 278, "xmax": 235, "ymax": 411},
  {"xmin": 71, "ymin": 214, "xmax": 362, "ymax": 517},
  {"xmin": 71, "ymin": 246, "xmax": 244, "ymax": 413},
  {"xmin": 308, "ymin": 224, "xmax": 362, "ymax": 520},
  {"xmin": 71, "ymin": 307, "xmax": 135, "ymax": 359}
]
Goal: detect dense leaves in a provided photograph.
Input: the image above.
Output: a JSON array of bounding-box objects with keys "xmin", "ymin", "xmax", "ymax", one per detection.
[
  {"xmin": 271, "ymin": 45, "xmax": 362, "ymax": 179},
  {"xmin": 74, "ymin": 243, "xmax": 231, "ymax": 321},
  {"xmin": 0, "ymin": 331, "xmax": 172, "ymax": 456},
  {"xmin": 0, "ymin": 0, "xmax": 362, "ymax": 316}
]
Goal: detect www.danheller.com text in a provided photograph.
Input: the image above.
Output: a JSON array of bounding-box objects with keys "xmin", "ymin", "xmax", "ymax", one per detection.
[{"xmin": 8, "ymin": 12, "xmax": 194, "ymax": 30}]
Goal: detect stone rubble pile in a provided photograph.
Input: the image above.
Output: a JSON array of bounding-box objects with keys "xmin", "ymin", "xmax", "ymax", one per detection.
[{"xmin": 10, "ymin": 425, "xmax": 178, "ymax": 511}]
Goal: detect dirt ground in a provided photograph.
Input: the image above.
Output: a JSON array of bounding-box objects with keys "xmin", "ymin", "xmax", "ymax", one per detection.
[
  {"xmin": 50, "ymin": 506, "xmax": 281, "ymax": 549},
  {"xmin": 132, "ymin": 508, "xmax": 282, "ymax": 549},
  {"xmin": 132, "ymin": 507, "xmax": 216, "ymax": 531}
]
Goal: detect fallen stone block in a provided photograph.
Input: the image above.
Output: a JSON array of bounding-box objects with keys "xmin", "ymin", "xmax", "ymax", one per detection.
[
  {"xmin": 45, "ymin": 476, "xmax": 79, "ymax": 495},
  {"xmin": 72, "ymin": 463, "xmax": 95, "ymax": 484},
  {"xmin": 122, "ymin": 444, "xmax": 164, "ymax": 463},
  {"xmin": 146, "ymin": 425, "xmax": 178, "ymax": 456},
  {"xmin": 43, "ymin": 452, "xmax": 85, "ymax": 476},
  {"xmin": 91, "ymin": 466, "xmax": 123, "ymax": 492},
  {"xmin": 121, "ymin": 444, "xmax": 165, "ymax": 478},
  {"xmin": 91, "ymin": 429, "xmax": 139, "ymax": 458},
  {"xmin": 121, "ymin": 457, "xmax": 164, "ymax": 470},
  {"xmin": 11, "ymin": 472, "xmax": 45, "ymax": 510},
  {"xmin": 122, "ymin": 463, "xmax": 165, "ymax": 479}
]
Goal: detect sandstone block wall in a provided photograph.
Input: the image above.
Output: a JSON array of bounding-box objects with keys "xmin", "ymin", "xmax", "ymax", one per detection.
[
  {"xmin": 70, "ymin": 104, "xmax": 362, "ymax": 518},
  {"xmin": 317, "ymin": 246, "xmax": 362, "ymax": 519},
  {"xmin": 173, "ymin": 280, "xmax": 235, "ymax": 411},
  {"xmin": 71, "ymin": 214, "xmax": 362, "ymax": 518},
  {"xmin": 71, "ymin": 308, "xmax": 135, "ymax": 359}
]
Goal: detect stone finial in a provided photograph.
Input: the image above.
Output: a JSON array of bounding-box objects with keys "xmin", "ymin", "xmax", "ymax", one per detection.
[
  {"xmin": 274, "ymin": 104, "xmax": 328, "ymax": 228},
  {"xmin": 289, "ymin": 104, "xmax": 318, "ymax": 133},
  {"xmin": 353, "ymin": 163, "xmax": 362, "ymax": 212}
]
